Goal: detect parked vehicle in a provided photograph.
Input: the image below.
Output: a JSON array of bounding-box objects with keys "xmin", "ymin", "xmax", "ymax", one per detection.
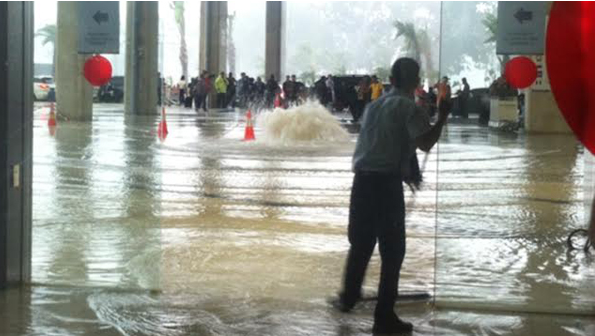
[
  {"xmin": 451, "ymin": 87, "xmax": 490, "ymax": 123},
  {"xmin": 33, "ymin": 76, "xmax": 55, "ymax": 101},
  {"xmin": 97, "ymin": 76, "xmax": 124, "ymax": 103}
]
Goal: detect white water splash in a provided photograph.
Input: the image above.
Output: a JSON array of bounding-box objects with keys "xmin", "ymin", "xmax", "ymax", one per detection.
[{"xmin": 255, "ymin": 101, "xmax": 349, "ymax": 145}]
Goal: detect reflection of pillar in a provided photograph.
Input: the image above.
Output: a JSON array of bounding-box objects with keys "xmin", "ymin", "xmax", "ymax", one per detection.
[
  {"xmin": 199, "ymin": 1, "xmax": 228, "ymax": 75},
  {"xmin": 0, "ymin": 1, "xmax": 34, "ymax": 287},
  {"xmin": 525, "ymin": 88, "xmax": 571, "ymax": 134},
  {"xmin": 265, "ymin": 2, "xmax": 285, "ymax": 81},
  {"xmin": 56, "ymin": 2, "xmax": 93, "ymax": 121},
  {"xmin": 125, "ymin": 2, "xmax": 159, "ymax": 115}
]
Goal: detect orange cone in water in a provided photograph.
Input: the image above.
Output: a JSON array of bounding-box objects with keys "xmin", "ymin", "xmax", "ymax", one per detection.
[
  {"xmin": 48, "ymin": 102, "xmax": 57, "ymax": 136},
  {"xmin": 243, "ymin": 109, "xmax": 255, "ymax": 141},
  {"xmin": 157, "ymin": 106, "xmax": 168, "ymax": 140}
]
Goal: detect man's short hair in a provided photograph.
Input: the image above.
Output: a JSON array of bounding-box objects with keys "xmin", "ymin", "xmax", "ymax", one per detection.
[{"xmin": 391, "ymin": 58, "xmax": 420, "ymax": 89}]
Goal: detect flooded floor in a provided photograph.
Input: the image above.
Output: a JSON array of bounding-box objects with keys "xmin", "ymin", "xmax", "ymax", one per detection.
[{"xmin": 1, "ymin": 103, "xmax": 594, "ymax": 335}]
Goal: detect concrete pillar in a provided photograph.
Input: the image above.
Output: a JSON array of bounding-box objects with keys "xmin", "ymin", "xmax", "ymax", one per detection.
[
  {"xmin": 524, "ymin": 89, "xmax": 571, "ymax": 133},
  {"xmin": 199, "ymin": 1, "xmax": 227, "ymax": 75},
  {"xmin": 56, "ymin": 2, "xmax": 93, "ymax": 121},
  {"xmin": 199, "ymin": 2, "xmax": 207, "ymax": 72},
  {"xmin": 0, "ymin": 1, "xmax": 34, "ymax": 287},
  {"xmin": 265, "ymin": 2, "xmax": 285, "ymax": 81},
  {"xmin": 125, "ymin": 2, "xmax": 159, "ymax": 115}
]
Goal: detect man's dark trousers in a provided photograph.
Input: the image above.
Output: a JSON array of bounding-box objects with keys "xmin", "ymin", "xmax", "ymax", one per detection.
[{"xmin": 341, "ymin": 171, "xmax": 406, "ymax": 317}]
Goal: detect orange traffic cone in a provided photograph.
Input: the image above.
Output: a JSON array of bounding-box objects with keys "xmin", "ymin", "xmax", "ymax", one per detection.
[
  {"xmin": 48, "ymin": 102, "xmax": 57, "ymax": 136},
  {"xmin": 243, "ymin": 109, "xmax": 255, "ymax": 141},
  {"xmin": 157, "ymin": 106, "xmax": 169, "ymax": 140}
]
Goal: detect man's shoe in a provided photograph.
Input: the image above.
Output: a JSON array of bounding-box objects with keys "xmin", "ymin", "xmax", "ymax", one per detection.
[
  {"xmin": 328, "ymin": 294, "xmax": 359, "ymax": 313},
  {"xmin": 372, "ymin": 315, "xmax": 413, "ymax": 335}
]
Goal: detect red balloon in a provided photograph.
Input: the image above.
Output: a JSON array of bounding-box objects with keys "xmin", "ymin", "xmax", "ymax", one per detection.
[
  {"xmin": 83, "ymin": 55, "xmax": 112, "ymax": 87},
  {"xmin": 504, "ymin": 56, "xmax": 537, "ymax": 89},
  {"xmin": 546, "ymin": 1, "xmax": 595, "ymax": 154}
]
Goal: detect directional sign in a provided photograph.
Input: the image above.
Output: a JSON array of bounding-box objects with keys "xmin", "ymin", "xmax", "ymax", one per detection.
[
  {"xmin": 78, "ymin": 2, "xmax": 119, "ymax": 54},
  {"xmin": 496, "ymin": 2, "xmax": 546, "ymax": 55}
]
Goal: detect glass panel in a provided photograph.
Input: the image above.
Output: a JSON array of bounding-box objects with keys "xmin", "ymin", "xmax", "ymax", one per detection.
[
  {"xmin": 229, "ymin": 1, "xmax": 265, "ymax": 77},
  {"xmin": 436, "ymin": 1, "xmax": 595, "ymax": 319},
  {"xmin": 32, "ymin": 1, "xmax": 161, "ymax": 290}
]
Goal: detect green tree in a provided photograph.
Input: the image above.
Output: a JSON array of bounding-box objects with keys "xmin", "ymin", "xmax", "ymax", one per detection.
[
  {"xmin": 374, "ymin": 67, "xmax": 391, "ymax": 83},
  {"xmin": 393, "ymin": 20, "xmax": 436, "ymax": 83},
  {"xmin": 170, "ymin": 1, "xmax": 188, "ymax": 79},
  {"xmin": 35, "ymin": 24, "xmax": 56, "ymax": 76}
]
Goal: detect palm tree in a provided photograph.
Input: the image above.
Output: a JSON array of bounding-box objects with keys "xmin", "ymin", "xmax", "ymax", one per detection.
[
  {"xmin": 170, "ymin": 1, "xmax": 188, "ymax": 80},
  {"xmin": 393, "ymin": 20, "xmax": 435, "ymax": 83},
  {"xmin": 394, "ymin": 20, "xmax": 421, "ymax": 62},
  {"xmin": 35, "ymin": 24, "xmax": 56, "ymax": 76},
  {"xmin": 482, "ymin": 12, "xmax": 509, "ymax": 72}
]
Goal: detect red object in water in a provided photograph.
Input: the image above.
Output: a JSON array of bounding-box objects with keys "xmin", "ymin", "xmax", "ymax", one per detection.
[
  {"xmin": 546, "ymin": 1, "xmax": 595, "ymax": 154},
  {"xmin": 83, "ymin": 55, "xmax": 112, "ymax": 86},
  {"xmin": 157, "ymin": 107, "xmax": 168, "ymax": 140},
  {"xmin": 48, "ymin": 102, "xmax": 57, "ymax": 127},
  {"xmin": 504, "ymin": 56, "xmax": 537, "ymax": 89},
  {"xmin": 243, "ymin": 110, "xmax": 255, "ymax": 141}
]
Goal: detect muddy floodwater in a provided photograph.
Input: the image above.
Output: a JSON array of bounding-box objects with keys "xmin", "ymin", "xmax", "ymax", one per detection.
[{"xmin": 1, "ymin": 104, "xmax": 593, "ymax": 336}]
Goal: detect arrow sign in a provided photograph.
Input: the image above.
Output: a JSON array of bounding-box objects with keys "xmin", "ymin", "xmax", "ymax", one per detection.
[
  {"xmin": 93, "ymin": 11, "xmax": 109, "ymax": 25},
  {"xmin": 497, "ymin": 2, "xmax": 545, "ymax": 55},
  {"xmin": 514, "ymin": 8, "xmax": 533, "ymax": 24},
  {"xmin": 78, "ymin": 2, "xmax": 119, "ymax": 54}
]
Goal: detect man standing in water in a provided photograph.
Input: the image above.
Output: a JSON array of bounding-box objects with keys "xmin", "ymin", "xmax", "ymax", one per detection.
[{"xmin": 332, "ymin": 58, "xmax": 450, "ymax": 334}]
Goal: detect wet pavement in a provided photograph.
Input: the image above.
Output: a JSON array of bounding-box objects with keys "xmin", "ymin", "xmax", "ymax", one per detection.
[{"xmin": 1, "ymin": 103, "xmax": 593, "ymax": 335}]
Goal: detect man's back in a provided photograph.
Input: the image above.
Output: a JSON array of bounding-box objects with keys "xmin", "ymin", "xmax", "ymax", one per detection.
[{"xmin": 353, "ymin": 89, "xmax": 430, "ymax": 174}]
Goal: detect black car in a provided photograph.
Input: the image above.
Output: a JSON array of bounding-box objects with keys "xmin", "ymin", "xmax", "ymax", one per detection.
[
  {"xmin": 98, "ymin": 76, "xmax": 124, "ymax": 103},
  {"xmin": 451, "ymin": 88, "xmax": 490, "ymax": 123}
]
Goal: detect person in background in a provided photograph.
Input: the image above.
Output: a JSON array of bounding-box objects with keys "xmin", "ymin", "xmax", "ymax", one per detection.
[
  {"xmin": 178, "ymin": 75, "xmax": 187, "ymax": 106},
  {"xmin": 435, "ymin": 76, "xmax": 451, "ymax": 105},
  {"xmin": 289, "ymin": 75, "xmax": 299, "ymax": 104},
  {"xmin": 193, "ymin": 74, "xmax": 207, "ymax": 112},
  {"xmin": 266, "ymin": 74, "xmax": 279, "ymax": 108},
  {"xmin": 415, "ymin": 84, "xmax": 428, "ymax": 110},
  {"xmin": 370, "ymin": 75, "xmax": 384, "ymax": 101},
  {"xmin": 227, "ymin": 72, "xmax": 236, "ymax": 108},
  {"xmin": 215, "ymin": 72, "xmax": 228, "ymax": 108},
  {"xmin": 255, "ymin": 77, "xmax": 266, "ymax": 106},
  {"xmin": 459, "ymin": 77, "xmax": 470, "ymax": 118},
  {"xmin": 283, "ymin": 75, "xmax": 295, "ymax": 107},
  {"xmin": 237, "ymin": 72, "xmax": 247, "ymax": 107},
  {"xmin": 315, "ymin": 76, "xmax": 328, "ymax": 105},
  {"xmin": 326, "ymin": 74, "xmax": 336, "ymax": 107},
  {"xmin": 206, "ymin": 74, "xmax": 215, "ymax": 109},
  {"xmin": 331, "ymin": 57, "xmax": 450, "ymax": 334},
  {"xmin": 353, "ymin": 76, "xmax": 371, "ymax": 122}
]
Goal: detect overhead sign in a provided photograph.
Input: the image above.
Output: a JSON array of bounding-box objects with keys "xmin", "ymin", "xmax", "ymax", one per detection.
[
  {"xmin": 496, "ymin": 2, "xmax": 546, "ymax": 55},
  {"xmin": 78, "ymin": 2, "xmax": 119, "ymax": 54}
]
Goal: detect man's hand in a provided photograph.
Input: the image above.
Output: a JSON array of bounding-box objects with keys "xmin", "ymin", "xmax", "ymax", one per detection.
[{"xmin": 437, "ymin": 99, "xmax": 451, "ymax": 122}]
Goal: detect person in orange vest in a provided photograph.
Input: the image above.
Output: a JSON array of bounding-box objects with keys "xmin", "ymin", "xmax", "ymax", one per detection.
[
  {"xmin": 435, "ymin": 76, "xmax": 451, "ymax": 106},
  {"xmin": 370, "ymin": 75, "xmax": 384, "ymax": 101}
]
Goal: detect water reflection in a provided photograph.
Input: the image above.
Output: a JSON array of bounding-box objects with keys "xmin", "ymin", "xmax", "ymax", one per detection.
[{"xmin": 28, "ymin": 104, "xmax": 595, "ymax": 335}]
